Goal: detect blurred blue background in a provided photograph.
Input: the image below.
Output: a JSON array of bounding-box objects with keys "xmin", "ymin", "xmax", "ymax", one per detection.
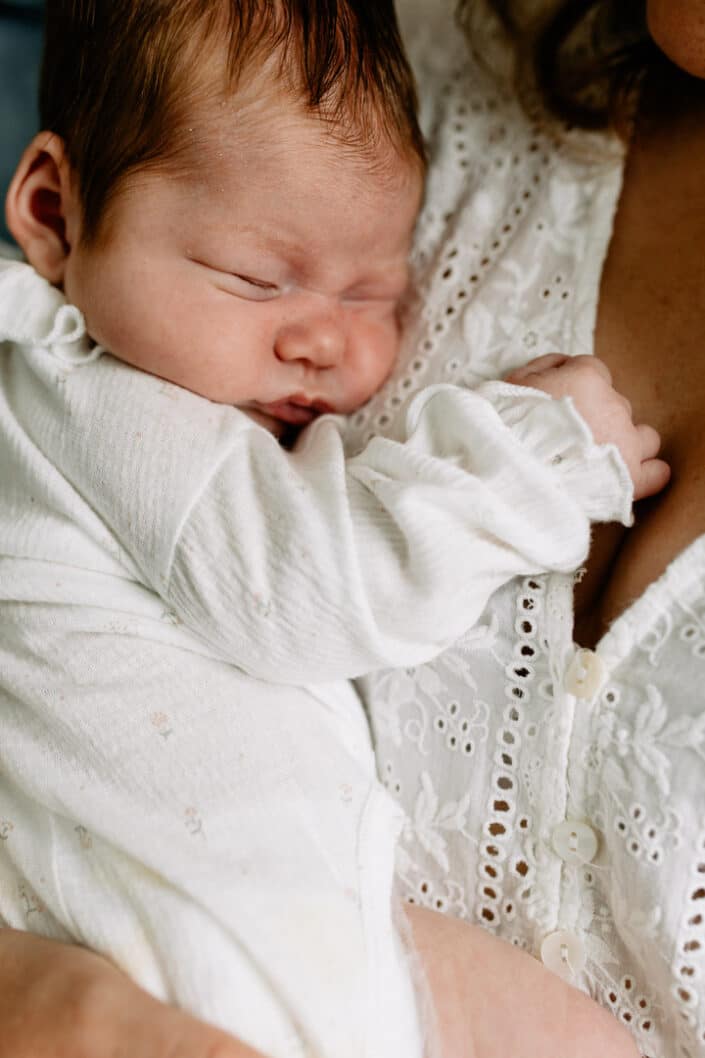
[{"xmin": 0, "ymin": 0, "xmax": 44, "ymax": 244}]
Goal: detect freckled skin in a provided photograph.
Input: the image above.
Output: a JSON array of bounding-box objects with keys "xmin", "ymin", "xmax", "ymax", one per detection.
[{"xmin": 647, "ymin": 0, "xmax": 705, "ymax": 77}]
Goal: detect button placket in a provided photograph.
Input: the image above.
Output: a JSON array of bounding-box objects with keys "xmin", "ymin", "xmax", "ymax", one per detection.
[{"xmin": 536, "ymin": 575, "xmax": 580, "ymax": 940}]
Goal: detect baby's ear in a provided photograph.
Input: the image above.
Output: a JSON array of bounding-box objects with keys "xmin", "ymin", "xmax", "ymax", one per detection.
[{"xmin": 5, "ymin": 133, "xmax": 80, "ymax": 284}]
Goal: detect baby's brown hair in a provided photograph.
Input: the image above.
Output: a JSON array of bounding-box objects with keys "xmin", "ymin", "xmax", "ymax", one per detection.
[{"xmin": 40, "ymin": 0, "xmax": 425, "ymax": 242}]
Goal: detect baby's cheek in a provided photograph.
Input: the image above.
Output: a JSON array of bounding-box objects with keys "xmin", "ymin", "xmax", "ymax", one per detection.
[
  {"xmin": 368, "ymin": 318, "xmax": 400, "ymax": 384},
  {"xmin": 88, "ymin": 289, "xmax": 161, "ymax": 364},
  {"xmin": 343, "ymin": 321, "xmax": 398, "ymax": 409},
  {"xmin": 67, "ymin": 249, "xmax": 164, "ymax": 353}
]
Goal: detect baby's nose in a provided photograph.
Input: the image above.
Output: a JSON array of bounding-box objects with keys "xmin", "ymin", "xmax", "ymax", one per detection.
[{"xmin": 274, "ymin": 315, "xmax": 345, "ymax": 369}]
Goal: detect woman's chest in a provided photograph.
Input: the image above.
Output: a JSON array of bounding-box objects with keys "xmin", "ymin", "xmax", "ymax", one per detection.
[
  {"xmin": 576, "ymin": 461, "xmax": 705, "ymax": 645},
  {"xmin": 578, "ymin": 136, "xmax": 705, "ymax": 644}
]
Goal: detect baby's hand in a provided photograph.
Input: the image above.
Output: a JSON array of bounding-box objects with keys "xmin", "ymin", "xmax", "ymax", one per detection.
[{"xmin": 505, "ymin": 353, "xmax": 671, "ymax": 502}]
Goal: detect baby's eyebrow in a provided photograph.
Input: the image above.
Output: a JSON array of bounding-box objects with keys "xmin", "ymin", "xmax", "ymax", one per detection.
[
  {"xmin": 347, "ymin": 266, "xmax": 410, "ymax": 295},
  {"xmin": 234, "ymin": 225, "xmax": 309, "ymax": 267},
  {"xmin": 224, "ymin": 225, "xmax": 410, "ymax": 296}
]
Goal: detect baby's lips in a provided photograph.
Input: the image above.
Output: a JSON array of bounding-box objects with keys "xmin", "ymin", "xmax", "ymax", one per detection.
[
  {"xmin": 252, "ymin": 394, "xmax": 337, "ymax": 426},
  {"xmin": 310, "ymin": 399, "xmax": 335, "ymax": 414},
  {"xmin": 286, "ymin": 394, "xmax": 338, "ymax": 417},
  {"xmin": 256, "ymin": 399, "xmax": 318, "ymax": 426}
]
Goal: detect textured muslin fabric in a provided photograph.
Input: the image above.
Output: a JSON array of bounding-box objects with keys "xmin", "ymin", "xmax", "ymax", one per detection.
[
  {"xmin": 0, "ymin": 254, "xmax": 632, "ymax": 1058},
  {"xmin": 349, "ymin": 4, "xmax": 705, "ymax": 1056}
]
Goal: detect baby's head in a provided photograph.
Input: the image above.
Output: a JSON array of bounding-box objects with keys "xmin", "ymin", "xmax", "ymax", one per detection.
[{"xmin": 6, "ymin": 0, "xmax": 425, "ymax": 423}]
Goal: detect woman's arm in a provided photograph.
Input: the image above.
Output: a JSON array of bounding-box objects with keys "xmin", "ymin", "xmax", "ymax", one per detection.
[
  {"xmin": 406, "ymin": 905, "xmax": 640, "ymax": 1058},
  {"xmin": 1, "ymin": 913, "xmax": 639, "ymax": 1058},
  {"xmin": 0, "ymin": 928, "xmax": 265, "ymax": 1058}
]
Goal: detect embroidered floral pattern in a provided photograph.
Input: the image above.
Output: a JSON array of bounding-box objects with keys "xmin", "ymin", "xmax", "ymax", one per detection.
[{"xmin": 354, "ymin": 7, "xmax": 705, "ymax": 1054}]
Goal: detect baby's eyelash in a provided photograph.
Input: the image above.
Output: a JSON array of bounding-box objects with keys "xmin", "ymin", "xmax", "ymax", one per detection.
[
  {"xmin": 235, "ymin": 273, "xmax": 278, "ymax": 291},
  {"xmin": 191, "ymin": 257, "xmax": 280, "ymax": 294}
]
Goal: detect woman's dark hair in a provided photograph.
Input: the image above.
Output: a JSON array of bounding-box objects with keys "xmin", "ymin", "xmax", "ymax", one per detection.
[{"xmin": 459, "ymin": 0, "xmax": 701, "ymax": 132}]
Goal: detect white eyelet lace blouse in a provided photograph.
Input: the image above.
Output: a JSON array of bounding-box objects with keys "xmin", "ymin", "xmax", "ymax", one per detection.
[{"xmin": 344, "ymin": 5, "xmax": 705, "ymax": 1057}]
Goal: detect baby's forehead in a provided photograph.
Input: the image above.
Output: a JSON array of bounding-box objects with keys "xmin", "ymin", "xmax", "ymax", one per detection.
[
  {"xmin": 179, "ymin": 91, "xmax": 423, "ymax": 223},
  {"xmin": 186, "ymin": 78, "xmax": 422, "ymax": 182},
  {"xmin": 158, "ymin": 117, "xmax": 421, "ymax": 294}
]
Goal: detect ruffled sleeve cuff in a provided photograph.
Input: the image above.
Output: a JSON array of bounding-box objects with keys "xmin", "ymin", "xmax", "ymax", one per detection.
[{"xmin": 475, "ymin": 380, "xmax": 634, "ymax": 527}]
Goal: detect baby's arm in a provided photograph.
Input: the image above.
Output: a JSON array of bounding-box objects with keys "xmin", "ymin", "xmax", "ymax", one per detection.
[
  {"xmin": 162, "ymin": 378, "xmax": 634, "ymax": 682},
  {"xmin": 19, "ymin": 339, "xmax": 657, "ymax": 682}
]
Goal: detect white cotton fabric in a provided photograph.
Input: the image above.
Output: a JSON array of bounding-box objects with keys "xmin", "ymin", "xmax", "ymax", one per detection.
[
  {"xmin": 0, "ymin": 256, "xmax": 630, "ymax": 1058},
  {"xmin": 347, "ymin": 5, "xmax": 705, "ymax": 1057}
]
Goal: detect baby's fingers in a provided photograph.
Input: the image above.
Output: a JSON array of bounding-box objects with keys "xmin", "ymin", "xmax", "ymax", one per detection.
[
  {"xmin": 632, "ymin": 424, "xmax": 669, "ymax": 501},
  {"xmin": 636, "ymin": 423, "xmax": 662, "ymax": 461},
  {"xmin": 504, "ymin": 353, "xmax": 568, "ymax": 383},
  {"xmin": 634, "ymin": 458, "xmax": 671, "ymax": 501}
]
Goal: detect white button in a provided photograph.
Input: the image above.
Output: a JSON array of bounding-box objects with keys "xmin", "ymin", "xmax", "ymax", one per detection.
[
  {"xmin": 540, "ymin": 930, "xmax": 586, "ymax": 981},
  {"xmin": 564, "ymin": 648, "xmax": 606, "ymax": 699},
  {"xmin": 551, "ymin": 820, "xmax": 599, "ymax": 866}
]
